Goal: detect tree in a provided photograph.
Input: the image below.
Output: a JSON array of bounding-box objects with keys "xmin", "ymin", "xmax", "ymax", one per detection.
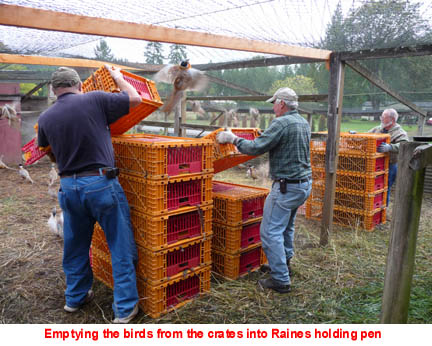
[
  {"xmin": 318, "ymin": 0, "xmax": 432, "ymax": 110},
  {"xmin": 269, "ymin": 75, "xmax": 318, "ymax": 95},
  {"xmin": 144, "ymin": 42, "xmax": 164, "ymax": 64},
  {"xmin": 168, "ymin": 44, "xmax": 188, "ymax": 64},
  {"xmin": 94, "ymin": 39, "xmax": 114, "ymax": 61}
]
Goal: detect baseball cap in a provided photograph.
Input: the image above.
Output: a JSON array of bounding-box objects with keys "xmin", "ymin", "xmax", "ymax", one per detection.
[
  {"xmin": 266, "ymin": 87, "xmax": 298, "ymax": 104},
  {"xmin": 51, "ymin": 67, "xmax": 81, "ymax": 88}
]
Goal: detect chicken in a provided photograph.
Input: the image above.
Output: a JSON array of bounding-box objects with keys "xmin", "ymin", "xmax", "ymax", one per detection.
[
  {"xmin": 190, "ymin": 101, "xmax": 206, "ymax": 116},
  {"xmin": 246, "ymin": 165, "xmax": 258, "ymax": 180},
  {"xmin": 48, "ymin": 185, "xmax": 57, "ymax": 199},
  {"xmin": 1, "ymin": 103, "xmax": 21, "ymax": 130},
  {"xmin": 48, "ymin": 163, "xmax": 58, "ymax": 186},
  {"xmin": 249, "ymin": 108, "xmax": 260, "ymax": 128},
  {"xmin": 0, "ymin": 155, "xmax": 12, "ymax": 170},
  {"xmin": 18, "ymin": 164, "xmax": 34, "ymax": 184},
  {"xmin": 155, "ymin": 60, "xmax": 208, "ymax": 114},
  {"xmin": 47, "ymin": 207, "xmax": 64, "ymax": 238}
]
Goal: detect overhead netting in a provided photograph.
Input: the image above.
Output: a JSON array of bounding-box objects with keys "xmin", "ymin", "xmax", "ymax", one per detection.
[{"xmin": 0, "ymin": 0, "xmax": 352, "ymax": 63}]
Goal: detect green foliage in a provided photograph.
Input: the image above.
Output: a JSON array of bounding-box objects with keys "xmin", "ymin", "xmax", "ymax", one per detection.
[
  {"xmin": 94, "ymin": 39, "xmax": 114, "ymax": 62},
  {"xmin": 269, "ymin": 75, "xmax": 318, "ymax": 95},
  {"xmin": 168, "ymin": 44, "xmax": 187, "ymax": 64},
  {"xmin": 318, "ymin": 0, "xmax": 432, "ymax": 110},
  {"xmin": 144, "ymin": 42, "xmax": 164, "ymax": 64}
]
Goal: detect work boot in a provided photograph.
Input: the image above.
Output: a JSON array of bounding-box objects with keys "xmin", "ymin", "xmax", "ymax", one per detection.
[
  {"xmin": 260, "ymin": 257, "xmax": 293, "ymax": 277},
  {"xmin": 258, "ymin": 278, "xmax": 291, "ymax": 293}
]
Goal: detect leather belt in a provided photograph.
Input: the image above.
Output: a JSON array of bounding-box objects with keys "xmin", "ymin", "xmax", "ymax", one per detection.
[
  {"xmin": 60, "ymin": 167, "xmax": 119, "ymax": 179},
  {"xmin": 275, "ymin": 177, "xmax": 311, "ymax": 184}
]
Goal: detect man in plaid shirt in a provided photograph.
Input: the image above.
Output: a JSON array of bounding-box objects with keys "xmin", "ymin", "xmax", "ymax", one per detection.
[{"xmin": 217, "ymin": 87, "xmax": 312, "ymax": 293}]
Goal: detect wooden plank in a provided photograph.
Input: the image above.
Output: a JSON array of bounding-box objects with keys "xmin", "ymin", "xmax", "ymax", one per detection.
[
  {"xmin": 346, "ymin": 61, "xmax": 427, "ymax": 118},
  {"xmin": 0, "ymin": 68, "xmax": 96, "ymax": 82},
  {"xmin": 341, "ymin": 44, "xmax": 432, "ymax": 61},
  {"xmin": 187, "ymin": 94, "xmax": 328, "ymax": 102},
  {"xmin": 21, "ymin": 82, "xmax": 47, "ymax": 102},
  {"xmin": 0, "ymin": 4, "xmax": 331, "ymax": 61},
  {"xmin": 320, "ymin": 53, "xmax": 345, "ymax": 247},
  {"xmin": 195, "ymin": 56, "xmax": 323, "ymax": 71},
  {"xmin": 0, "ymin": 53, "xmax": 143, "ymax": 70},
  {"xmin": 381, "ymin": 142, "xmax": 426, "ymax": 323},
  {"xmin": 140, "ymin": 120, "xmax": 220, "ymax": 131}
]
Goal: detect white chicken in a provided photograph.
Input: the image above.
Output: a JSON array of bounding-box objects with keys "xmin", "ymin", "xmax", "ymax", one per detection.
[
  {"xmin": 48, "ymin": 185, "xmax": 57, "ymax": 199},
  {"xmin": 47, "ymin": 207, "xmax": 64, "ymax": 238},
  {"xmin": 1, "ymin": 103, "xmax": 21, "ymax": 130},
  {"xmin": 155, "ymin": 60, "xmax": 208, "ymax": 114},
  {"xmin": 0, "ymin": 155, "xmax": 13, "ymax": 170},
  {"xmin": 18, "ymin": 164, "xmax": 34, "ymax": 184},
  {"xmin": 48, "ymin": 163, "xmax": 58, "ymax": 186}
]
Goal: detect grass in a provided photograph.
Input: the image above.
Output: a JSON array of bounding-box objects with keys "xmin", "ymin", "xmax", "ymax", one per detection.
[{"xmin": 1, "ymin": 159, "xmax": 431, "ymax": 324}]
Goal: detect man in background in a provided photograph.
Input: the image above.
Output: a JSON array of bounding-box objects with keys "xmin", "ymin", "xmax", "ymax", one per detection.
[{"xmin": 369, "ymin": 108, "xmax": 409, "ymax": 206}]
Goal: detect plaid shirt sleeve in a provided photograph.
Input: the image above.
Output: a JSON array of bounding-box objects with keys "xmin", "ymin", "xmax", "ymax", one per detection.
[{"xmin": 235, "ymin": 120, "xmax": 284, "ymax": 156}]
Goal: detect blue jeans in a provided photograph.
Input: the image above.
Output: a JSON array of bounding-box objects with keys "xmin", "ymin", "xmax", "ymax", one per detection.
[
  {"xmin": 260, "ymin": 179, "xmax": 312, "ymax": 285},
  {"xmin": 387, "ymin": 163, "xmax": 397, "ymax": 206},
  {"xmin": 58, "ymin": 175, "xmax": 138, "ymax": 318}
]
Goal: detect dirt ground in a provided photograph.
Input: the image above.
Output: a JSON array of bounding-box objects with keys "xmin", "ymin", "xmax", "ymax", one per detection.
[{"xmin": 1, "ymin": 157, "xmax": 431, "ymax": 324}]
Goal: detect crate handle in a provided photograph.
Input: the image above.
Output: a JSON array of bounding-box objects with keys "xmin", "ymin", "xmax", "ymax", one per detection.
[{"xmin": 248, "ymin": 237, "xmax": 255, "ymax": 243}]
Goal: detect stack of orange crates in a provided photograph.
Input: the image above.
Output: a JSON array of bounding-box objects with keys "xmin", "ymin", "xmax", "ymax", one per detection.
[
  {"xmin": 91, "ymin": 133, "xmax": 214, "ymax": 318},
  {"xmin": 306, "ymin": 132, "xmax": 390, "ymax": 230},
  {"xmin": 211, "ymin": 181, "xmax": 269, "ymax": 279}
]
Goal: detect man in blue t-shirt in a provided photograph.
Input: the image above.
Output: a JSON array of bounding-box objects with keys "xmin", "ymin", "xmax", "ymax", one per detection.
[{"xmin": 38, "ymin": 66, "xmax": 142, "ymax": 323}]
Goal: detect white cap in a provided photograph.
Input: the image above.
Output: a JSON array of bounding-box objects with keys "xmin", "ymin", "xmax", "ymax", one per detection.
[{"xmin": 266, "ymin": 87, "xmax": 298, "ymax": 108}]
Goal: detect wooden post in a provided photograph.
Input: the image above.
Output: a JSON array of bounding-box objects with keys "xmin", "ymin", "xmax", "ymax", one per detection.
[
  {"xmin": 307, "ymin": 113, "xmax": 313, "ymax": 129},
  {"xmin": 381, "ymin": 142, "xmax": 432, "ymax": 323},
  {"xmin": 241, "ymin": 114, "xmax": 248, "ymax": 127},
  {"xmin": 174, "ymin": 103, "xmax": 181, "ymax": 136},
  {"xmin": 180, "ymin": 94, "xmax": 187, "ymax": 137},
  {"xmin": 320, "ymin": 53, "xmax": 345, "ymax": 247}
]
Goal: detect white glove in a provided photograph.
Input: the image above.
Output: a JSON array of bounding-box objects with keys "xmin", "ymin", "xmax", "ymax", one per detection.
[
  {"xmin": 105, "ymin": 64, "xmax": 123, "ymax": 81},
  {"xmin": 216, "ymin": 131, "xmax": 239, "ymax": 145}
]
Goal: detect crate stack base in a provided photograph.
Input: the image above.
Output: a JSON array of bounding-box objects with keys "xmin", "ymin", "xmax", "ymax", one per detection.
[
  {"xmin": 306, "ymin": 132, "xmax": 390, "ymax": 230},
  {"xmin": 91, "ymin": 133, "xmax": 214, "ymax": 318},
  {"xmin": 211, "ymin": 181, "xmax": 269, "ymax": 279}
]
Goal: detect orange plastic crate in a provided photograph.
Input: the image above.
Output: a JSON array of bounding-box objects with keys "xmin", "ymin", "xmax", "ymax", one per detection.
[
  {"xmin": 311, "ymin": 150, "xmax": 389, "ymax": 173},
  {"xmin": 212, "ymin": 219, "xmax": 262, "ymax": 254},
  {"xmin": 306, "ymin": 202, "xmax": 386, "ymax": 231},
  {"xmin": 310, "ymin": 132, "xmax": 390, "ymax": 155},
  {"xmin": 204, "ymin": 128, "xmax": 260, "ymax": 173},
  {"xmin": 312, "ymin": 167, "xmax": 388, "ymax": 193},
  {"xmin": 212, "ymin": 181, "xmax": 269, "ymax": 226},
  {"xmin": 91, "ymin": 248, "xmax": 114, "ymax": 289},
  {"xmin": 131, "ymin": 205, "xmax": 213, "ymax": 251},
  {"xmin": 91, "ymin": 223, "xmax": 110, "ymax": 253},
  {"xmin": 211, "ymin": 244, "xmax": 265, "ymax": 280},
  {"xmin": 22, "ymin": 137, "xmax": 49, "ymax": 165},
  {"xmin": 118, "ymin": 172, "xmax": 213, "ymax": 215},
  {"xmin": 136, "ymin": 237, "xmax": 212, "ymax": 285},
  {"xmin": 112, "ymin": 134, "xmax": 213, "ymax": 179},
  {"xmin": 309, "ymin": 185, "xmax": 387, "ymax": 212},
  {"xmin": 81, "ymin": 66, "xmax": 163, "ymax": 135},
  {"xmin": 137, "ymin": 265, "xmax": 211, "ymax": 318}
]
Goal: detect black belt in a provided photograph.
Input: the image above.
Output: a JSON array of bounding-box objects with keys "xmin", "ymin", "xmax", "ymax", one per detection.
[
  {"xmin": 61, "ymin": 167, "xmax": 119, "ymax": 179},
  {"xmin": 275, "ymin": 177, "xmax": 311, "ymax": 184}
]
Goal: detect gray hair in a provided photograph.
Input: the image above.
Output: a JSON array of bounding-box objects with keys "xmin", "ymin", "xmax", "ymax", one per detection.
[{"xmin": 382, "ymin": 108, "xmax": 399, "ymax": 122}]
